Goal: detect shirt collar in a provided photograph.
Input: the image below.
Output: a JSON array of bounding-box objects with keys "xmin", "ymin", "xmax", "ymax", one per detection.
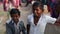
[{"xmin": 31, "ymin": 13, "xmax": 44, "ymax": 26}]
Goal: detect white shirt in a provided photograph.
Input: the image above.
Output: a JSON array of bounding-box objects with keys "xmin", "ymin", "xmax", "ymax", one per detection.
[
  {"xmin": 27, "ymin": 14, "xmax": 57, "ymax": 34},
  {"xmin": 12, "ymin": 21, "xmax": 20, "ymax": 34}
]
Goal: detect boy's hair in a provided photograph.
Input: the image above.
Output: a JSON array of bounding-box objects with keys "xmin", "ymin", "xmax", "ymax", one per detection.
[
  {"xmin": 10, "ymin": 8, "xmax": 20, "ymax": 16},
  {"xmin": 32, "ymin": 1, "xmax": 44, "ymax": 11}
]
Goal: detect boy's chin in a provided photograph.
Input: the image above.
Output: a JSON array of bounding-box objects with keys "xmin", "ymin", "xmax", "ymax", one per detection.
[
  {"xmin": 35, "ymin": 15, "xmax": 40, "ymax": 17},
  {"xmin": 34, "ymin": 15, "xmax": 40, "ymax": 17}
]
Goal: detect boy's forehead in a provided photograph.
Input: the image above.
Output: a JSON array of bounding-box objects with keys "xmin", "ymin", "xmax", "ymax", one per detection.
[
  {"xmin": 11, "ymin": 13, "xmax": 19, "ymax": 16},
  {"xmin": 33, "ymin": 6, "xmax": 40, "ymax": 9}
]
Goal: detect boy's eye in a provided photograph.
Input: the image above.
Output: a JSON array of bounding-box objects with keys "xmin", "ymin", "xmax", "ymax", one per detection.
[
  {"xmin": 33, "ymin": 9, "xmax": 39, "ymax": 11},
  {"xmin": 36, "ymin": 9, "xmax": 39, "ymax": 11},
  {"xmin": 11, "ymin": 14, "xmax": 19, "ymax": 17},
  {"xmin": 16, "ymin": 15, "xmax": 18, "ymax": 17}
]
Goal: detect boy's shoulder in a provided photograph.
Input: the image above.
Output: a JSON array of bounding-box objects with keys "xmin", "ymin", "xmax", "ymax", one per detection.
[
  {"xmin": 19, "ymin": 21, "xmax": 24, "ymax": 24},
  {"xmin": 42, "ymin": 14, "xmax": 51, "ymax": 18},
  {"xmin": 28, "ymin": 14, "xmax": 33, "ymax": 19},
  {"xmin": 19, "ymin": 21, "xmax": 24, "ymax": 26},
  {"xmin": 6, "ymin": 19, "xmax": 12, "ymax": 24}
]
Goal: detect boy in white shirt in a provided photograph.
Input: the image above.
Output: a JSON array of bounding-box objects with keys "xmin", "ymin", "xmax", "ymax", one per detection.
[{"xmin": 27, "ymin": 1, "xmax": 60, "ymax": 34}]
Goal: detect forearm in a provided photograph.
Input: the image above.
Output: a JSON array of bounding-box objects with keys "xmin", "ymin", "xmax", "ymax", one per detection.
[
  {"xmin": 22, "ymin": 30, "xmax": 27, "ymax": 34},
  {"xmin": 22, "ymin": 24, "xmax": 27, "ymax": 34},
  {"xmin": 27, "ymin": 25, "xmax": 30, "ymax": 34}
]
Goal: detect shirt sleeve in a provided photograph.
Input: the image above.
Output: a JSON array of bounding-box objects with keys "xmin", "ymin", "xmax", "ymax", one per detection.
[
  {"xmin": 6, "ymin": 23, "xmax": 12, "ymax": 34},
  {"xmin": 46, "ymin": 16, "xmax": 57, "ymax": 24},
  {"xmin": 21, "ymin": 21, "xmax": 27, "ymax": 34}
]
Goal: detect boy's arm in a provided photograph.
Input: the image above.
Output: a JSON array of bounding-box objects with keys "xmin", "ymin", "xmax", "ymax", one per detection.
[
  {"xmin": 21, "ymin": 21, "xmax": 27, "ymax": 34},
  {"xmin": 22, "ymin": 25, "xmax": 27, "ymax": 34},
  {"xmin": 27, "ymin": 24, "xmax": 30, "ymax": 34},
  {"xmin": 27, "ymin": 15, "xmax": 31, "ymax": 34},
  {"xmin": 6, "ymin": 23, "xmax": 12, "ymax": 34},
  {"xmin": 46, "ymin": 14, "xmax": 60, "ymax": 26}
]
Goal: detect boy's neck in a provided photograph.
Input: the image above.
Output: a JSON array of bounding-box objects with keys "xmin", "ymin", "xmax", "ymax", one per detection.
[
  {"xmin": 34, "ymin": 14, "xmax": 41, "ymax": 18},
  {"xmin": 14, "ymin": 21, "xmax": 19, "ymax": 25},
  {"xmin": 15, "ymin": 22, "xmax": 18, "ymax": 25}
]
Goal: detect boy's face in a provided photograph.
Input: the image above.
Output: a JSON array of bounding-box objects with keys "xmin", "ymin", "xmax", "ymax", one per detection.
[
  {"xmin": 33, "ymin": 6, "xmax": 43, "ymax": 17},
  {"xmin": 11, "ymin": 13, "xmax": 20, "ymax": 23}
]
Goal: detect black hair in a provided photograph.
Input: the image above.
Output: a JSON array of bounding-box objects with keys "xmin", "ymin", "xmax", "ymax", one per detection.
[
  {"xmin": 10, "ymin": 8, "xmax": 20, "ymax": 16},
  {"xmin": 32, "ymin": 1, "xmax": 44, "ymax": 11}
]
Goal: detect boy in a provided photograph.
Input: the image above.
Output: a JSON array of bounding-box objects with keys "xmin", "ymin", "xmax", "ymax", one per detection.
[
  {"xmin": 6, "ymin": 8, "xmax": 26, "ymax": 34},
  {"xmin": 27, "ymin": 1, "xmax": 60, "ymax": 34}
]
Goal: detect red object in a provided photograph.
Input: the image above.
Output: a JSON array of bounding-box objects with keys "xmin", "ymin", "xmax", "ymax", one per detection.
[
  {"xmin": 3, "ymin": 0, "xmax": 8, "ymax": 11},
  {"xmin": 27, "ymin": 0, "xmax": 32, "ymax": 3},
  {"xmin": 16, "ymin": 0, "xmax": 19, "ymax": 7},
  {"xmin": 12, "ymin": 0, "xmax": 19, "ymax": 8}
]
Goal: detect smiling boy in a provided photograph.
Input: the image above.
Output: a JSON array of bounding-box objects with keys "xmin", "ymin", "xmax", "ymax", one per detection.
[{"xmin": 27, "ymin": 1, "xmax": 60, "ymax": 34}]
